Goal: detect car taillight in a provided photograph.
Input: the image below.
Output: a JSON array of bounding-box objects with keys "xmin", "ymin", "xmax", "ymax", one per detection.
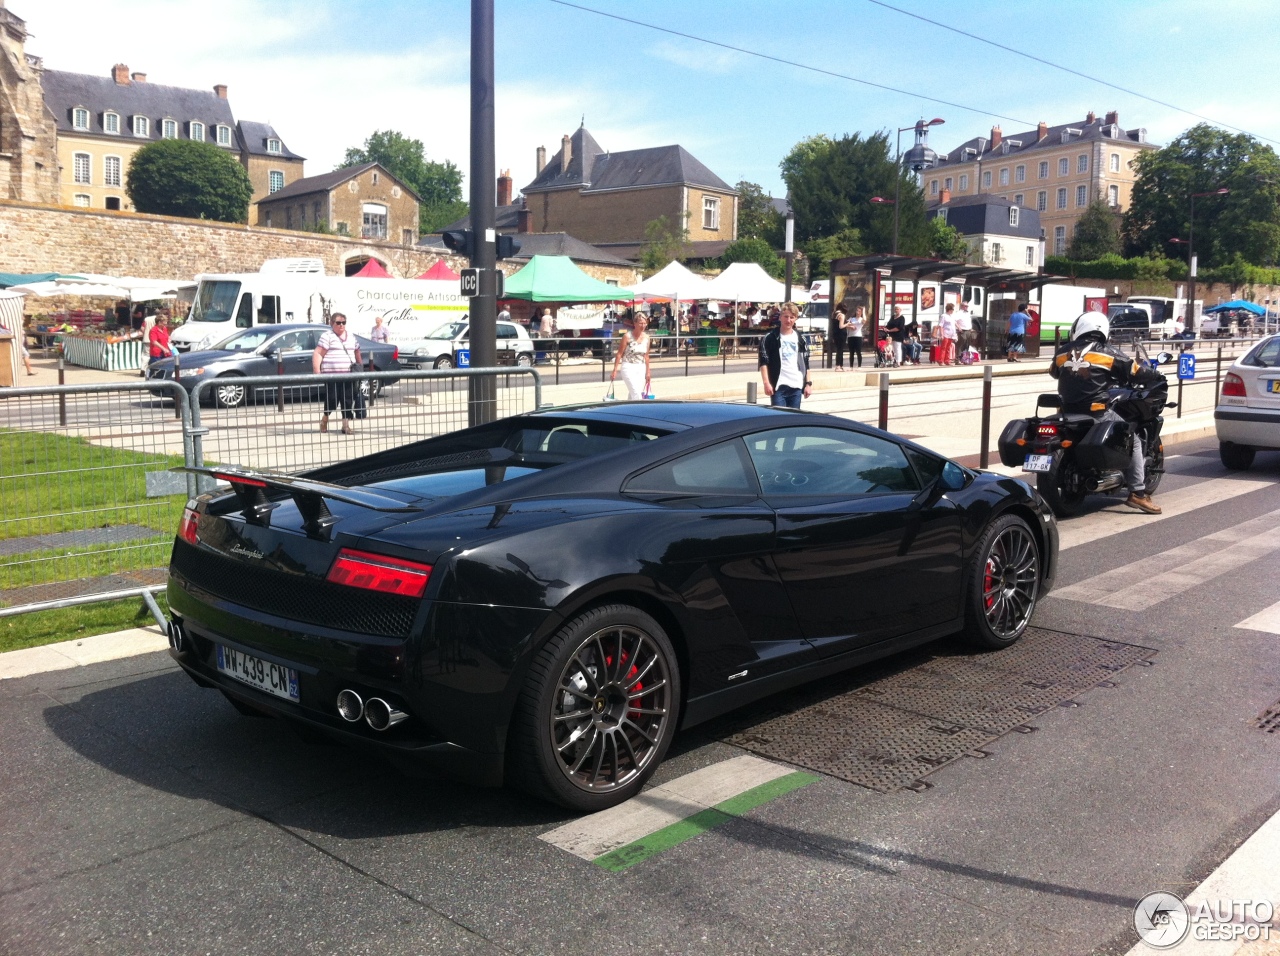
[
  {"xmin": 178, "ymin": 507, "xmax": 199, "ymax": 546},
  {"xmin": 392, "ymin": 346, "xmax": 399, "ymax": 362},
  {"xmin": 1037, "ymin": 423, "xmax": 1059, "ymax": 437},
  {"xmin": 1221, "ymin": 372, "xmax": 1246, "ymax": 397},
  {"xmin": 326, "ymin": 548, "xmax": 432, "ymax": 598}
]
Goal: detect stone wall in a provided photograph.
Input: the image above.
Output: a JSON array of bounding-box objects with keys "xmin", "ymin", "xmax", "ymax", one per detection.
[{"xmin": 0, "ymin": 6, "xmax": 60, "ymax": 203}]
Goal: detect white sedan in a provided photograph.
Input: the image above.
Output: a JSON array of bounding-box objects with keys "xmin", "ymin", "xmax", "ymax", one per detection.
[{"xmin": 1215, "ymin": 334, "xmax": 1280, "ymax": 469}]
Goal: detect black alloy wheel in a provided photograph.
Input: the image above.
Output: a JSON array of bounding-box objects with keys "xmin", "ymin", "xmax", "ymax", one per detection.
[
  {"xmin": 1037, "ymin": 450, "xmax": 1088, "ymax": 517},
  {"xmin": 963, "ymin": 514, "xmax": 1040, "ymax": 649},
  {"xmin": 214, "ymin": 374, "xmax": 248, "ymax": 408},
  {"xmin": 509, "ymin": 604, "xmax": 680, "ymax": 812},
  {"xmin": 1219, "ymin": 441, "xmax": 1256, "ymax": 471}
]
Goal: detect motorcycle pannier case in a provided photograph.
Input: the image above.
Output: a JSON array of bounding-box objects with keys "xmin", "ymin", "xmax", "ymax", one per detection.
[
  {"xmin": 997, "ymin": 419, "xmax": 1032, "ymax": 468},
  {"xmin": 1075, "ymin": 419, "xmax": 1132, "ymax": 471}
]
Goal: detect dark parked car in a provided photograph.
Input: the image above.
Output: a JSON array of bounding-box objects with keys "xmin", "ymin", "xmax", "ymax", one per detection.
[
  {"xmin": 166, "ymin": 402, "xmax": 1058, "ymax": 811},
  {"xmin": 146, "ymin": 323, "xmax": 401, "ymax": 407}
]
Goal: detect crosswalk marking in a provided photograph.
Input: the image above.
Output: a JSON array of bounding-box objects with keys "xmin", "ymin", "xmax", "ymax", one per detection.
[
  {"xmin": 1054, "ymin": 509, "xmax": 1280, "ymax": 610},
  {"xmin": 1234, "ymin": 600, "xmax": 1280, "ymax": 635},
  {"xmin": 1057, "ymin": 477, "xmax": 1272, "ymax": 551},
  {"xmin": 539, "ymin": 755, "xmax": 814, "ymax": 867}
]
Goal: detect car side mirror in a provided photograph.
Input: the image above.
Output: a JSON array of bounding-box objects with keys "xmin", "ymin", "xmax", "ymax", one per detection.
[{"xmin": 940, "ymin": 461, "xmax": 968, "ymax": 491}]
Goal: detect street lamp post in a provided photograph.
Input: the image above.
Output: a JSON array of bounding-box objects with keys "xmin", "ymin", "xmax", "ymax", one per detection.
[
  {"xmin": 784, "ymin": 199, "xmax": 795, "ymax": 304},
  {"xmin": 891, "ymin": 118, "xmax": 945, "ymax": 255},
  {"xmin": 1185, "ymin": 188, "xmax": 1229, "ymax": 334}
]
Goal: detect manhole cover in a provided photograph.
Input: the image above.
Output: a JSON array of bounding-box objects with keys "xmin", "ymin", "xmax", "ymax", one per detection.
[
  {"xmin": 722, "ymin": 628, "xmax": 1155, "ymax": 793},
  {"xmin": 1255, "ymin": 700, "xmax": 1280, "ymax": 734}
]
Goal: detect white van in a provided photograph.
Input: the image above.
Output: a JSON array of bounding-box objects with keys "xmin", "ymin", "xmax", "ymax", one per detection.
[{"xmin": 169, "ymin": 258, "xmax": 469, "ymax": 354}]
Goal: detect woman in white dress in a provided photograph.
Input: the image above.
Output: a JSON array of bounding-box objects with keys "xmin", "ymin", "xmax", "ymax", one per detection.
[{"xmin": 610, "ymin": 313, "xmax": 653, "ymax": 400}]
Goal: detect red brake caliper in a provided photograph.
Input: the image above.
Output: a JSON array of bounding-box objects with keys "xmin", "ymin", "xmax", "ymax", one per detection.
[
  {"xmin": 984, "ymin": 558, "xmax": 996, "ymax": 611},
  {"xmin": 605, "ymin": 650, "xmax": 644, "ymax": 720}
]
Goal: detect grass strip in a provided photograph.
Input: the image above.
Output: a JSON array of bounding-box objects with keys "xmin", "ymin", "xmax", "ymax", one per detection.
[
  {"xmin": 0, "ymin": 592, "xmax": 169, "ymax": 654},
  {"xmin": 593, "ymin": 771, "xmax": 819, "ymax": 872}
]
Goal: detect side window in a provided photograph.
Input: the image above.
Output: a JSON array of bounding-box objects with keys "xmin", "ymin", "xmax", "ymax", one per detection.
[
  {"xmin": 272, "ymin": 332, "xmax": 305, "ymax": 352},
  {"xmin": 743, "ymin": 426, "xmax": 920, "ymax": 496},
  {"xmin": 235, "ymin": 294, "xmax": 254, "ymax": 329},
  {"xmin": 905, "ymin": 448, "xmax": 944, "ymax": 488},
  {"xmin": 625, "ymin": 440, "xmax": 756, "ymax": 496},
  {"xmin": 497, "ymin": 323, "xmax": 517, "ymax": 339}
]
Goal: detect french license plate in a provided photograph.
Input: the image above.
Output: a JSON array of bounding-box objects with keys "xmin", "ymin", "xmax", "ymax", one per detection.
[
  {"xmin": 1268, "ymin": 380, "xmax": 1280, "ymax": 394},
  {"xmin": 1023, "ymin": 454, "xmax": 1054, "ymax": 473},
  {"xmin": 216, "ymin": 644, "xmax": 299, "ymax": 702}
]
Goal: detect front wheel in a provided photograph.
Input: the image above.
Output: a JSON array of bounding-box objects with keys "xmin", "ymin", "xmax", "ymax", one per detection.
[
  {"xmin": 515, "ymin": 352, "xmax": 534, "ymax": 368},
  {"xmin": 962, "ymin": 514, "xmax": 1041, "ymax": 649},
  {"xmin": 214, "ymin": 374, "xmax": 247, "ymax": 408},
  {"xmin": 1036, "ymin": 450, "xmax": 1087, "ymax": 518},
  {"xmin": 1142, "ymin": 431, "xmax": 1165, "ymax": 495},
  {"xmin": 507, "ymin": 604, "xmax": 680, "ymax": 812},
  {"xmin": 1220, "ymin": 441, "xmax": 1255, "ymax": 471},
  {"xmin": 433, "ymin": 354, "xmax": 454, "ymax": 370}
]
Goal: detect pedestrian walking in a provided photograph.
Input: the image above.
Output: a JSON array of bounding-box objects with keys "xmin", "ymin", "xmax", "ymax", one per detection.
[
  {"xmin": 369, "ymin": 314, "xmax": 389, "ymax": 344},
  {"xmin": 954, "ymin": 303, "xmax": 973, "ymax": 353},
  {"xmin": 936, "ymin": 305, "xmax": 958, "ymax": 365},
  {"xmin": 610, "ymin": 312, "xmax": 653, "ymax": 399},
  {"xmin": 313, "ymin": 312, "xmax": 362, "ymax": 435},
  {"xmin": 1007, "ymin": 303, "xmax": 1030, "ymax": 362},
  {"xmin": 147, "ymin": 316, "xmax": 172, "ymax": 365},
  {"xmin": 830, "ymin": 305, "xmax": 847, "ymax": 371},
  {"xmin": 885, "ymin": 307, "xmax": 907, "ymax": 366},
  {"xmin": 758, "ymin": 303, "xmax": 811, "ymax": 408},
  {"xmin": 844, "ymin": 305, "xmax": 865, "ymax": 368}
]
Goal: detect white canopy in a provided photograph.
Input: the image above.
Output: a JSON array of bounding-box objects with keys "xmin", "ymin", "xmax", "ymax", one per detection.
[
  {"xmin": 701, "ymin": 262, "xmax": 790, "ymax": 303},
  {"xmin": 632, "ymin": 261, "xmax": 712, "ymax": 301},
  {"xmin": 60, "ymin": 274, "xmax": 188, "ymax": 298},
  {"xmin": 8, "ymin": 280, "xmax": 136, "ymax": 298}
]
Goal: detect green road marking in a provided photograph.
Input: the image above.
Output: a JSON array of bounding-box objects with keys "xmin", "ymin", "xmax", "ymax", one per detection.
[{"xmin": 594, "ymin": 771, "xmax": 819, "ymax": 872}]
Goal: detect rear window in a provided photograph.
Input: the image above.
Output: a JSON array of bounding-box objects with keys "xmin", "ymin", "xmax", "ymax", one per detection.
[
  {"xmin": 1243, "ymin": 338, "xmax": 1280, "ymax": 368},
  {"xmin": 505, "ymin": 421, "xmax": 666, "ymax": 460}
]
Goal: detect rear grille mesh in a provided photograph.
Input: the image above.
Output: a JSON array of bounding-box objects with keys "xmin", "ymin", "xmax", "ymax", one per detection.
[{"xmin": 170, "ymin": 541, "xmax": 419, "ymax": 637}]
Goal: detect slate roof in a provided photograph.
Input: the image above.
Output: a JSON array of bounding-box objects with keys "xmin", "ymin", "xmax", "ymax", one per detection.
[
  {"xmin": 236, "ymin": 120, "xmax": 303, "ymax": 160},
  {"xmin": 504, "ymin": 233, "xmax": 636, "ymax": 267},
  {"xmin": 926, "ymin": 194, "xmax": 1040, "ymax": 240},
  {"xmin": 440, "ymin": 204, "xmax": 522, "ymax": 233},
  {"xmin": 255, "ymin": 162, "xmax": 420, "ymax": 205},
  {"xmin": 523, "ymin": 125, "xmax": 734, "ymax": 194},
  {"xmin": 41, "ymin": 69, "xmax": 236, "ymax": 141},
  {"xmin": 594, "ymin": 239, "xmax": 734, "ymax": 263},
  {"xmin": 932, "ymin": 115, "xmax": 1156, "ymax": 169}
]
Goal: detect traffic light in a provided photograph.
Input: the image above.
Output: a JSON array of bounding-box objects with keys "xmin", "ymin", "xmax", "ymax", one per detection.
[
  {"xmin": 496, "ymin": 235, "xmax": 522, "ymax": 260},
  {"xmin": 441, "ymin": 229, "xmax": 473, "ymax": 257}
]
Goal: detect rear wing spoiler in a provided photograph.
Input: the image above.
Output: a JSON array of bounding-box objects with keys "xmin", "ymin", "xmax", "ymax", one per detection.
[{"xmin": 176, "ymin": 465, "xmax": 420, "ymax": 538}]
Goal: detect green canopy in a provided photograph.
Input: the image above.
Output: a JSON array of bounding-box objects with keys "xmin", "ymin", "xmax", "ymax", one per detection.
[
  {"xmin": 502, "ymin": 255, "xmax": 633, "ymax": 302},
  {"xmin": 0, "ymin": 272, "xmax": 77, "ymax": 289}
]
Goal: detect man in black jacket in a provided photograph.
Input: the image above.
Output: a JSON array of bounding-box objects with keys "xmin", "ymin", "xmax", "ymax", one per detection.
[
  {"xmin": 1049, "ymin": 312, "xmax": 1164, "ymax": 514},
  {"xmin": 758, "ymin": 303, "xmax": 812, "ymax": 408}
]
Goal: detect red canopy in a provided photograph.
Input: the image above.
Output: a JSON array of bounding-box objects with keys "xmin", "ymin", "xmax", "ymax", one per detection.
[
  {"xmin": 352, "ymin": 259, "xmax": 392, "ymax": 278},
  {"xmin": 416, "ymin": 260, "xmax": 461, "ymax": 281}
]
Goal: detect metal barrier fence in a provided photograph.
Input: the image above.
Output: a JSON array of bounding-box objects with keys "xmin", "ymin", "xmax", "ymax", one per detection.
[{"xmin": 0, "ymin": 368, "xmax": 540, "ymax": 618}]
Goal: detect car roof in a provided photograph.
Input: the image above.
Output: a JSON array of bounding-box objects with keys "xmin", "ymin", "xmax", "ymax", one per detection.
[{"xmin": 534, "ymin": 401, "xmax": 797, "ymax": 431}]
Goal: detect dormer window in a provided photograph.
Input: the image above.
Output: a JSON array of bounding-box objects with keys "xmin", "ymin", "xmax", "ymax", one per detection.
[
  {"xmin": 104, "ymin": 111, "xmax": 120, "ymax": 134},
  {"xmin": 266, "ymin": 138, "xmax": 282, "ymax": 154},
  {"xmin": 1001, "ymin": 142, "xmax": 1011, "ymax": 155},
  {"xmin": 161, "ymin": 118, "xmax": 177, "ymax": 139},
  {"xmin": 1006, "ymin": 140, "xmax": 1022, "ymax": 149},
  {"xmin": 133, "ymin": 115, "xmax": 149, "ymax": 137},
  {"xmin": 190, "ymin": 122, "xmax": 204, "ymax": 142},
  {"xmin": 1061, "ymin": 127, "xmax": 1082, "ymax": 144},
  {"xmin": 72, "ymin": 107, "xmax": 90, "ymax": 131},
  {"xmin": 216, "ymin": 125, "xmax": 231, "ymax": 146},
  {"xmin": 1009, "ymin": 207, "xmax": 1020, "ymax": 227},
  {"xmin": 936, "ymin": 208, "xmax": 948, "ymax": 223}
]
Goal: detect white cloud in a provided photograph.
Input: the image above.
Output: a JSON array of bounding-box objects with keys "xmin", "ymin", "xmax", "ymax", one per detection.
[{"xmin": 647, "ymin": 40, "xmax": 741, "ymax": 74}]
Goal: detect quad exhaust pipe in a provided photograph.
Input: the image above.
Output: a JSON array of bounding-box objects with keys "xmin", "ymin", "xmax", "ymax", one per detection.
[{"xmin": 335, "ymin": 689, "xmax": 408, "ymax": 730}]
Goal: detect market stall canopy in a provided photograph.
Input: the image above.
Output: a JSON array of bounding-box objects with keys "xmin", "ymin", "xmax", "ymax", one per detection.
[
  {"xmin": 48, "ymin": 273, "xmax": 188, "ymax": 298},
  {"xmin": 8, "ymin": 280, "xmax": 135, "ymax": 298},
  {"xmin": 632, "ymin": 261, "xmax": 711, "ymax": 300},
  {"xmin": 0, "ymin": 271, "xmax": 80, "ymax": 289},
  {"xmin": 416, "ymin": 260, "xmax": 461, "ymax": 281},
  {"xmin": 351, "ymin": 259, "xmax": 393, "ymax": 278},
  {"xmin": 1205, "ymin": 299, "xmax": 1266, "ymax": 315},
  {"xmin": 701, "ymin": 262, "xmax": 789, "ymax": 303},
  {"xmin": 502, "ymin": 255, "xmax": 633, "ymax": 302}
]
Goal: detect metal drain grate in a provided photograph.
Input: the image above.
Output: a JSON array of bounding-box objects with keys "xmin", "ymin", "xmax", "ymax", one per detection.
[
  {"xmin": 722, "ymin": 628, "xmax": 1155, "ymax": 793},
  {"xmin": 1255, "ymin": 700, "xmax": 1280, "ymax": 734}
]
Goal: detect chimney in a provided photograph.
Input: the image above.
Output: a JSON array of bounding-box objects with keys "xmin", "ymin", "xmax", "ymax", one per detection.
[
  {"xmin": 1104, "ymin": 110, "xmax": 1118, "ymax": 126},
  {"xmin": 940, "ymin": 187, "xmax": 951, "ymax": 205},
  {"xmin": 214, "ymin": 84, "xmax": 228, "ymax": 99},
  {"xmin": 1037, "ymin": 121, "xmax": 1048, "ymax": 142},
  {"xmin": 517, "ymin": 204, "xmax": 531, "ymax": 233},
  {"xmin": 1086, "ymin": 110, "xmax": 1096, "ymax": 125},
  {"xmin": 990, "ymin": 125, "xmax": 1002, "ymax": 150},
  {"xmin": 535, "ymin": 145, "xmax": 546, "ymax": 174},
  {"xmin": 560, "ymin": 134, "xmax": 571, "ymax": 175},
  {"xmin": 131, "ymin": 72, "xmax": 147, "ymax": 83},
  {"xmin": 496, "ymin": 169, "xmax": 512, "ymax": 207},
  {"xmin": 112, "ymin": 64, "xmax": 130, "ymax": 85}
]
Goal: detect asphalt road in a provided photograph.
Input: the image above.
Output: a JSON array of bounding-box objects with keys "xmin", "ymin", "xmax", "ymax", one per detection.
[{"xmin": 3, "ymin": 435, "xmax": 1279, "ymax": 955}]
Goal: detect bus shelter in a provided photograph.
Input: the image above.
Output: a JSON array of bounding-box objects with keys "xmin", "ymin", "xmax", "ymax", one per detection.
[{"xmin": 830, "ymin": 254, "xmax": 1070, "ymax": 360}]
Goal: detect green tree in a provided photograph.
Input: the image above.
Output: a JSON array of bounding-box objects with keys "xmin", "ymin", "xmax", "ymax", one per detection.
[
  {"xmin": 715, "ymin": 237, "xmax": 784, "ymax": 278},
  {"xmin": 802, "ymin": 228, "xmax": 864, "ymax": 279},
  {"xmin": 780, "ymin": 131, "xmax": 929, "ymax": 255},
  {"xmin": 734, "ymin": 180, "xmax": 782, "ymax": 241},
  {"xmin": 639, "ymin": 214, "xmax": 691, "ymax": 275},
  {"xmin": 1068, "ymin": 200, "xmax": 1122, "ymax": 260},
  {"xmin": 125, "ymin": 140, "xmax": 253, "ymax": 222},
  {"xmin": 343, "ymin": 130, "xmax": 466, "ymax": 235},
  {"xmin": 1123, "ymin": 123, "xmax": 1280, "ymax": 267},
  {"xmin": 927, "ymin": 216, "xmax": 969, "ymax": 261}
]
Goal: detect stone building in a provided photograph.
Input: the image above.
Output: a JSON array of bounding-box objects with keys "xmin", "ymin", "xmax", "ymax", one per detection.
[
  {"xmin": 927, "ymin": 192, "xmax": 1041, "ymax": 270},
  {"xmin": 255, "ymin": 162, "xmax": 420, "ymax": 248},
  {"xmin": 0, "ymin": 1, "xmax": 59, "ymax": 203},
  {"xmin": 521, "ymin": 125, "xmax": 738, "ymax": 261},
  {"xmin": 926, "ymin": 111, "xmax": 1156, "ymax": 258},
  {"xmin": 0, "ymin": 0, "xmax": 302, "ymax": 212}
]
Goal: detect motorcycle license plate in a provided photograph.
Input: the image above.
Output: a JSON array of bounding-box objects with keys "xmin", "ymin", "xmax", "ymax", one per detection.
[{"xmin": 1022, "ymin": 454, "xmax": 1054, "ymax": 473}]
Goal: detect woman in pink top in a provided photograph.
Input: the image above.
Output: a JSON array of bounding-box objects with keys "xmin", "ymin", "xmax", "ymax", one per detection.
[{"xmin": 312, "ymin": 313, "xmax": 362, "ymax": 434}]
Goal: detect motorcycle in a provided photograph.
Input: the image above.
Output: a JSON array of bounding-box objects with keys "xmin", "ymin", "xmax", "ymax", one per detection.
[{"xmin": 997, "ymin": 348, "xmax": 1177, "ymax": 517}]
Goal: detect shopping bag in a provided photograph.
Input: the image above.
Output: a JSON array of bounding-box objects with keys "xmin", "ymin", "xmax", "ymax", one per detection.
[
  {"xmin": 642, "ymin": 379, "xmax": 655, "ymax": 400},
  {"xmin": 603, "ymin": 383, "xmax": 617, "ymax": 402},
  {"xmin": 353, "ymin": 382, "xmax": 369, "ymax": 420}
]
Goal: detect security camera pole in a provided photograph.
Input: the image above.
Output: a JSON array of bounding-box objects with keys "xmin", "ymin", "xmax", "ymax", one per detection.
[{"xmin": 467, "ymin": 0, "xmax": 497, "ymax": 424}]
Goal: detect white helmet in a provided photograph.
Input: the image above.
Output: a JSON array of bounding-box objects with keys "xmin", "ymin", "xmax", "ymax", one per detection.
[{"xmin": 1069, "ymin": 311, "xmax": 1109, "ymax": 344}]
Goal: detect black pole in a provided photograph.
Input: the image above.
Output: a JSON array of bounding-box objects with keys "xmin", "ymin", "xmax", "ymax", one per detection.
[
  {"xmin": 468, "ymin": 0, "xmax": 497, "ymax": 425},
  {"xmin": 1187, "ymin": 193, "xmax": 1197, "ymax": 343}
]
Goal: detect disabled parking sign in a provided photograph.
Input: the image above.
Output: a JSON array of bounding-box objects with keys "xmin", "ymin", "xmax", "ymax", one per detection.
[
  {"xmin": 1178, "ymin": 353, "xmax": 1196, "ymax": 380},
  {"xmin": 456, "ymin": 349, "xmax": 471, "ymax": 368}
]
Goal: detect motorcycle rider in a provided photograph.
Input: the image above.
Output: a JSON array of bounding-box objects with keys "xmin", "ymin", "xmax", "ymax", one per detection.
[{"xmin": 1049, "ymin": 312, "xmax": 1164, "ymax": 515}]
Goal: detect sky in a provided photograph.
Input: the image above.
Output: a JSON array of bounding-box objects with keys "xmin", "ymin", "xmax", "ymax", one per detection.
[{"xmin": 18, "ymin": 0, "xmax": 1280, "ymax": 202}]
